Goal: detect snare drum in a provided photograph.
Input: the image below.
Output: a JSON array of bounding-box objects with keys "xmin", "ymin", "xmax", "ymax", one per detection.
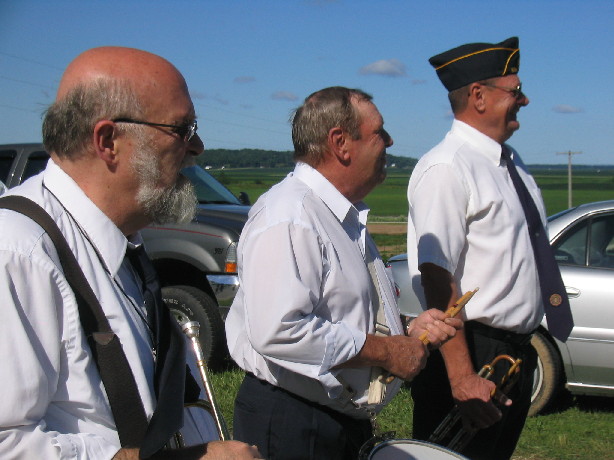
[{"xmin": 367, "ymin": 439, "xmax": 469, "ymax": 460}]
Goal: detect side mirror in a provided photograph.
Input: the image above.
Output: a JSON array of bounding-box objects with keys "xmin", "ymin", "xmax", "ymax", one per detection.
[{"xmin": 238, "ymin": 192, "xmax": 251, "ymax": 206}]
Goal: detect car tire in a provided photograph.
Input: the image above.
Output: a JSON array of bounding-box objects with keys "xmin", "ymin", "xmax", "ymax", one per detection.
[
  {"xmin": 528, "ymin": 330, "xmax": 563, "ymax": 416},
  {"xmin": 162, "ymin": 285, "xmax": 227, "ymax": 370}
]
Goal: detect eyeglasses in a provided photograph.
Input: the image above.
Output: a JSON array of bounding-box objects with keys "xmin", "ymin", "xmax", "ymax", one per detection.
[
  {"xmin": 480, "ymin": 82, "xmax": 524, "ymax": 99},
  {"xmin": 113, "ymin": 118, "xmax": 198, "ymax": 142}
]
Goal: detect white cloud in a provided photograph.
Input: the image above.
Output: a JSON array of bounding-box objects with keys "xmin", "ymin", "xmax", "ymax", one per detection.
[
  {"xmin": 271, "ymin": 91, "xmax": 298, "ymax": 101},
  {"xmin": 553, "ymin": 104, "xmax": 584, "ymax": 114},
  {"xmin": 359, "ymin": 59, "xmax": 407, "ymax": 77}
]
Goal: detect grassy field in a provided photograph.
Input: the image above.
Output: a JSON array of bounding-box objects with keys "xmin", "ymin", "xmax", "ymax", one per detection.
[
  {"xmin": 211, "ymin": 167, "xmax": 614, "ymax": 219},
  {"xmin": 208, "ymin": 365, "xmax": 614, "ymax": 460},
  {"xmin": 207, "ymin": 167, "xmax": 614, "ymax": 459}
]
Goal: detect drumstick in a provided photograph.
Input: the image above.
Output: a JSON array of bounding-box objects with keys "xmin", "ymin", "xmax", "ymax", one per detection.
[
  {"xmin": 418, "ymin": 287, "xmax": 479, "ymax": 345},
  {"xmin": 381, "ymin": 288, "xmax": 478, "ymax": 384}
]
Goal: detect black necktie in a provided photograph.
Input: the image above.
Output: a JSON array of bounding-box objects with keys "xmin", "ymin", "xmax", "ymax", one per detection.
[
  {"xmin": 126, "ymin": 245, "xmax": 187, "ymax": 456},
  {"xmin": 502, "ymin": 146, "xmax": 574, "ymax": 342}
]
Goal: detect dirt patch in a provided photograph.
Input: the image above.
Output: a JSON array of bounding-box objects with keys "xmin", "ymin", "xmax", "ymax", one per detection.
[{"xmin": 367, "ymin": 223, "xmax": 407, "ymax": 234}]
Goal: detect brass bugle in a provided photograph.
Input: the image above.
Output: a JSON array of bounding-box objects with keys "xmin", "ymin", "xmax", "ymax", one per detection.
[
  {"xmin": 381, "ymin": 288, "xmax": 479, "ymax": 384},
  {"xmin": 428, "ymin": 354, "xmax": 522, "ymax": 453},
  {"xmin": 182, "ymin": 320, "xmax": 231, "ymax": 441}
]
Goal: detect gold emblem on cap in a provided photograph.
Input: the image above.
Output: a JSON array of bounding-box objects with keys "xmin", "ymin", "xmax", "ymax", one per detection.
[{"xmin": 550, "ymin": 294, "xmax": 562, "ymax": 307}]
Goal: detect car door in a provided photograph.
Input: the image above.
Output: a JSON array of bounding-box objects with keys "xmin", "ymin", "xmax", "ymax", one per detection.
[{"xmin": 553, "ymin": 211, "xmax": 614, "ymax": 389}]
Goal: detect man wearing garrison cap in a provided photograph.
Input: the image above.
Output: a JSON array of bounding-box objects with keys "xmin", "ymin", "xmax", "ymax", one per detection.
[{"xmin": 406, "ymin": 37, "xmax": 544, "ymax": 460}]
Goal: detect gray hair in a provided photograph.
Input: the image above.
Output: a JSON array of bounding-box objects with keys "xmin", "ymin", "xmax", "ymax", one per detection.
[
  {"xmin": 42, "ymin": 76, "xmax": 144, "ymax": 159},
  {"xmin": 291, "ymin": 86, "xmax": 373, "ymax": 166}
]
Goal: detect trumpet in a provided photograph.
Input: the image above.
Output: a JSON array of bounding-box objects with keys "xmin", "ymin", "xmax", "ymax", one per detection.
[
  {"xmin": 428, "ymin": 354, "xmax": 522, "ymax": 453},
  {"xmin": 170, "ymin": 320, "xmax": 230, "ymax": 448},
  {"xmin": 182, "ymin": 320, "xmax": 230, "ymax": 441}
]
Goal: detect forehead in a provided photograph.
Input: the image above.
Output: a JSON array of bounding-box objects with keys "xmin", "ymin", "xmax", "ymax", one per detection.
[
  {"xmin": 354, "ymin": 98, "xmax": 383, "ymax": 128},
  {"xmin": 492, "ymin": 74, "xmax": 521, "ymax": 86}
]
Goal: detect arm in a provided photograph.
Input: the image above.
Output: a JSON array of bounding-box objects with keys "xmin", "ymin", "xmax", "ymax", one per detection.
[
  {"xmin": 336, "ymin": 308, "xmax": 462, "ymax": 381},
  {"xmin": 420, "ymin": 263, "xmax": 505, "ymax": 429},
  {"xmin": 237, "ymin": 221, "xmax": 368, "ymax": 377},
  {"xmin": 0, "ymin": 248, "xmax": 120, "ymax": 458}
]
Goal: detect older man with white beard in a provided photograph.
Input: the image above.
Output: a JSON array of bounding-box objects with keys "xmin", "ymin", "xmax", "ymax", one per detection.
[{"xmin": 0, "ymin": 47, "xmax": 261, "ymax": 460}]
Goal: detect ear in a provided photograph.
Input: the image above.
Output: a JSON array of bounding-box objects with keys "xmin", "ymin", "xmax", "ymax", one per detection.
[
  {"xmin": 328, "ymin": 126, "xmax": 351, "ymax": 163},
  {"xmin": 469, "ymin": 83, "xmax": 487, "ymax": 113},
  {"xmin": 92, "ymin": 120, "xmax": 119, "ymax": 166}
]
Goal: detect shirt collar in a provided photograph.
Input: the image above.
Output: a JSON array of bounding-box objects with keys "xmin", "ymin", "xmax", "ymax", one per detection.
[
  {"xmin": 43, "ymin": 159, "xmax": 132, "ymax": 276},
  {"xmin": 293, "ymin": 162, "xmax": 369, "ymax": 226},
  {"xmin": 451, "ymin": 119, "xmax": 504, "ymax": 166}
]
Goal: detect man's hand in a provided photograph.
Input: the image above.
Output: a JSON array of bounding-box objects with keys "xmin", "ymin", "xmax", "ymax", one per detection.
[
  {"xmin": 337, "ymin": 333, "xmax": 429, "ymax": 381},
  {"xmin": 450, "ymin": 373, "xmax": 511, "ymax": 431},
  {"xmin": 407, "ymin": 308, "xmax": 463, "ymax": 347},
  {"xmin": 380, "ymin": 335, "xmax": 430, "ymax": 381},
  {"xmin": 113, "ymin": 441, "xmax": 263, "ymax": 460},
  {"xmin": 203, "ymin": 441, "xmax": 263, "ymax": 459}
]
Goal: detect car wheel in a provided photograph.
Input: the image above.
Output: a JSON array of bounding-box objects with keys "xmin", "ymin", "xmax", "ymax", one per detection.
[
  {"xmin": 162, "ymin": 285, "xmax": 227, "ymax": 370},
  {"xmin": 528, "ymin": 330, "xmax": 563, "ymax": 416}
]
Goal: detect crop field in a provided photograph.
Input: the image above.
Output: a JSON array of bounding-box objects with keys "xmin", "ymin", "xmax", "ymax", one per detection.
[
  {"xmin": 211, "ymin": 167, "xmax": 614, "ymax": 218},
  {"xmin": 211, "ymin": 167, "xmax": 614, "ymax": 259}
]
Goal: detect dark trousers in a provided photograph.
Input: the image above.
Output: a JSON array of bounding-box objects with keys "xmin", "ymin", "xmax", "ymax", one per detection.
[
  {"xmin": 411, "ymin": 322, "xmax": 537, "ymax": 460},
  {"xmin": 233, "ymin": 373, "xmax": 373, "ymax": 460}
]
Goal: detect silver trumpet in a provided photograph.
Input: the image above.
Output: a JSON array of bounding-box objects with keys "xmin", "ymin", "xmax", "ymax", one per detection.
[{"xmin": 174, "ymin": 320, "xmax": 230, "ymax": 445}]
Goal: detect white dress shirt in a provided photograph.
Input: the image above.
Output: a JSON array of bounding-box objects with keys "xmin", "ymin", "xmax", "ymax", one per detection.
[
  {"xmin": 225, "ymin": 162, "xmax": 403, "ymax": 419},
  {"xmin": 407, "ymin": 120, "xmax": 545, "ymax": 333},
  {"xmin": 0, "ymin": 160, "xmax": 215, "ymax": 459}
]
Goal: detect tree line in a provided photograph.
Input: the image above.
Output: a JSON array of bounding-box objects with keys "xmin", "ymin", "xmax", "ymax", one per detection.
[{"xmin": 197, "ymin": 148, "xmax": 419, "ymax": 170}]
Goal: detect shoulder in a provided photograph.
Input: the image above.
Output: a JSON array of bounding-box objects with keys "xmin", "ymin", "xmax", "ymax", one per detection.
[
  {"xmin": 251, "ymin": 174, "xmax": 315, "ymax": 226},
  {"xmin": 0, "ymin": 181, "xmax": 63, "ymax": 269}
]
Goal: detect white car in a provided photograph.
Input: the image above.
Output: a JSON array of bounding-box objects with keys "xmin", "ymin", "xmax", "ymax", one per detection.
[{"xmin": 386, "ymin": 200, "xmax": 614, "ymax": 416}]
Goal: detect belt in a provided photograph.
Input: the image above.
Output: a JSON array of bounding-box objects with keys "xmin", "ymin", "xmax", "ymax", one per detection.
[{"xmin": 465, "ymin": 321, "xmax": 534, "ymax": 348}]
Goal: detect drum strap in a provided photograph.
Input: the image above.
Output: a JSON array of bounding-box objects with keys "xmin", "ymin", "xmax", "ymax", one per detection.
[{"xmin": 366, "ymin": 243, "xmax": 391, "ymax": 406}]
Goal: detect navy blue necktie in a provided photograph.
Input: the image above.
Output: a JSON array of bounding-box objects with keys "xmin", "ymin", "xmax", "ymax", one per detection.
[
  {"xmin": 126, "ymin": 245, "xmax": 187, "ymax": 456},
  {"xmin": 502, "ymin": 146, "xmax": 574, "ymax": 342}
]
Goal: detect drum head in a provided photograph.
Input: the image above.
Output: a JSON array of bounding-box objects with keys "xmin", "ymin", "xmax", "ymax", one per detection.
[{"xmin": 368, "ymin": 439, "xmax": 469, "ymax": 460}]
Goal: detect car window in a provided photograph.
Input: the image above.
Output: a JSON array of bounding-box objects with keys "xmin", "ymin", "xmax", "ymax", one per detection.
[
  {"xmin": 553, "ymin": 213, "xmax": 614, "ymax": 269},
  {"xmin": 554, "ymin": 219, "xmax": 588, "ymax": 266},
  {"xmin": 181, "ymin": 165, "xmax": 241, "ymax": 205},
  {"xmin": 588, "ymin": 214, "xmax": 614, "ymax": 269},
  {"xmin": 0, "ymin": 149, "xmax": 17, "ymax": 183},
  {"xmin": 22, "ymin": 151, "xmax": 49, "ymax": 183}
]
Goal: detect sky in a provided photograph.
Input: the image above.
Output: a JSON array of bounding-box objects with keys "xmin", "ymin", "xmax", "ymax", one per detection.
[{"xmin": 1, "ymin": 0, "xmax": 613, "ymax": 165}]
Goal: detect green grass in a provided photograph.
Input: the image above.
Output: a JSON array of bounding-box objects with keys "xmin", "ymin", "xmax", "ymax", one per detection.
[
  {"xmin": 209, "ymin": 367, "xmax": 614, "ymax": 459},
  {"xmin": 210, "ymin": 168, "xmax": 614, "ymax": 219}
]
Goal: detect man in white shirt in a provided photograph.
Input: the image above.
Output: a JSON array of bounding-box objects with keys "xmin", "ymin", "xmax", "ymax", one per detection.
[
  {"xmin": 225, "ymin": 86, "xmax": 462, "ymax": 459},
  {"xmin": 407, "ymin": 37, "xmax": 541, "ymax": 460},
  {"xmin": 0, "ymin": 47, "xmax": 261, "ymax": 460}
]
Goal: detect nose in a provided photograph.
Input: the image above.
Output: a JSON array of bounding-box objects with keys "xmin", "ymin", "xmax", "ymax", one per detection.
[
  {"xmin": 383, "ymin": 129, "xmax": 393, "ymax": 147},
  {"xmin": 188, "ymin": 132, "xmax": 204, "ymax": 156},
  {"xmin": 519, "ymin": 91, "xmax": 529, "ymax": 107}
]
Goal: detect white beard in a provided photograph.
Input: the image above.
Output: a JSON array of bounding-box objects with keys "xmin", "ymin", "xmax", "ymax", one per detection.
[{"xmin": 131, "ymin": 141, "xmax": 197, "ymax": 225}]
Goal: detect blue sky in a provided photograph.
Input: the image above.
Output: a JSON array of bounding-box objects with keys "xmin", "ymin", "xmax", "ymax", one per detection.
[{"xmin": 1, "ymin": 0, "xmax": 612, "ymax": 165}]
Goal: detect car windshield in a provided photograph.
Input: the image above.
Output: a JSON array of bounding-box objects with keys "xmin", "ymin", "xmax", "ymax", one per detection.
[{"xmin": 181, "ymin": 165, "xmax": 242, "ymax": 205}]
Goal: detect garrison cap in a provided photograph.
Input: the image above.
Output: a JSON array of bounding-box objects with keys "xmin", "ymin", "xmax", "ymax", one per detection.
[{"xmin": 429, "ymin": 37, "xmax": 520, "ymax": 92}]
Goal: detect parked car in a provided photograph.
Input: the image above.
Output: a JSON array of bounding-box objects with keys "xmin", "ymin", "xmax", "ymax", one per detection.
[
  {"xmin": 1, "ymin": 143, "xmax": 251, "ymax": 367},
  {"xmin": 387, "ymin": 200, "xmax": 614, "ymax": 416}
]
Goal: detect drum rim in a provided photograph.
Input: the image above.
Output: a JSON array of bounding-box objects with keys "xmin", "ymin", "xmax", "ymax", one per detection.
[{"xmin": 369, "ymin": 438, "xmax": 469, "ymax": 459}]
